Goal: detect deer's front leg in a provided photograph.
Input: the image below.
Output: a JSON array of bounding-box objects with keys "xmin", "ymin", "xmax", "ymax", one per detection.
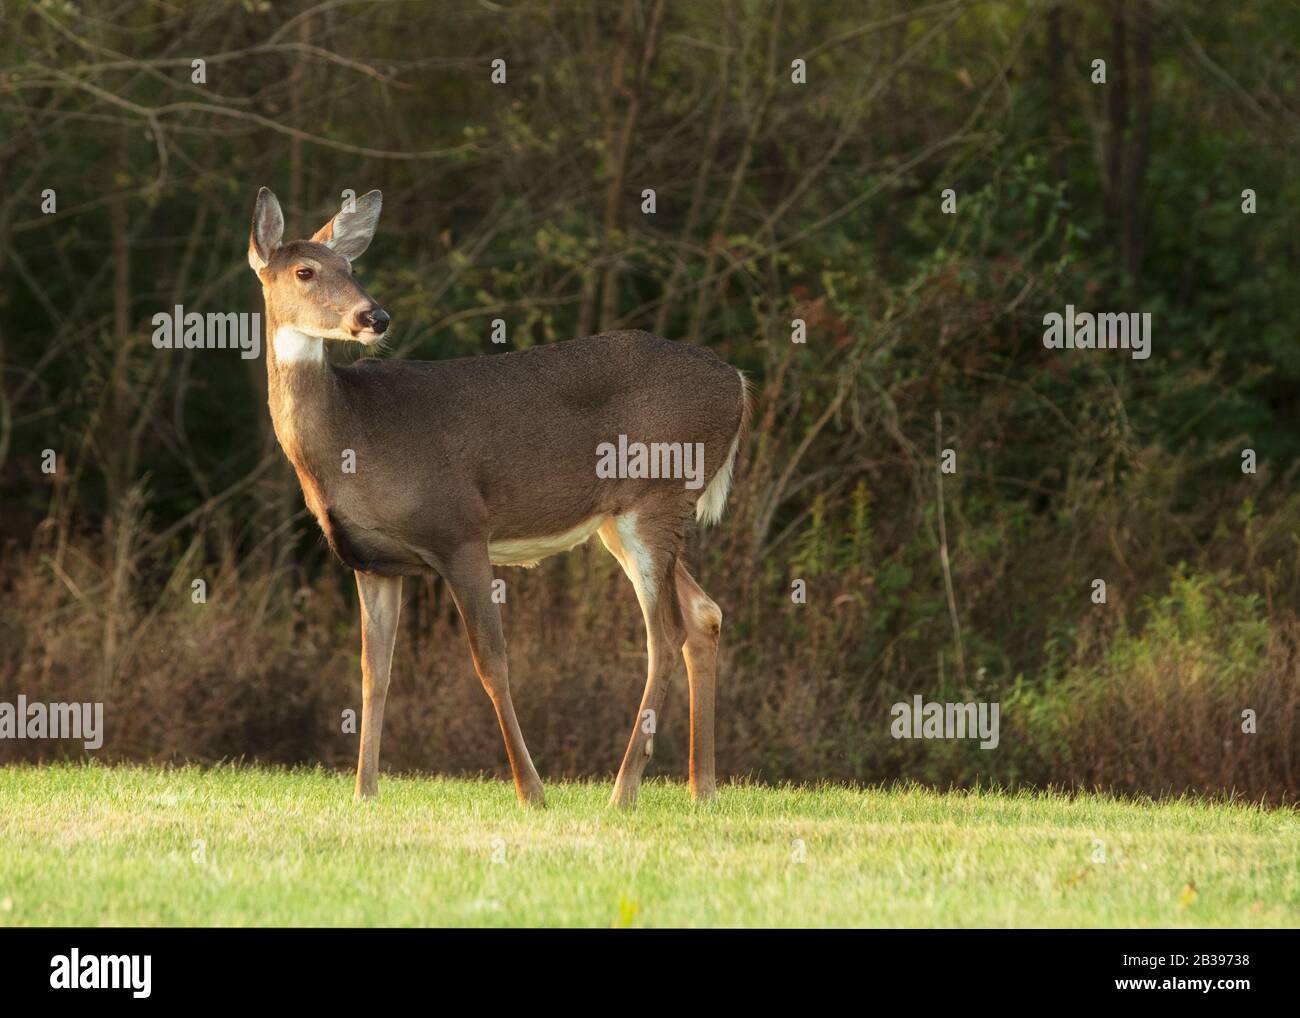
[
  {"xmin": 355, "ymin": 571, "xmax": 403, "ymax": 799},
  {"xmin": 444, "ymin": 544, "xmax": 545, "ymax": 808}
]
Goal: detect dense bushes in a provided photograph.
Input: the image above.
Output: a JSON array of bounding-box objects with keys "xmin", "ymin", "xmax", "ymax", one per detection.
[{"xmin": 3, "ymin": 490, "xmax": 1295, "ymax": 803}]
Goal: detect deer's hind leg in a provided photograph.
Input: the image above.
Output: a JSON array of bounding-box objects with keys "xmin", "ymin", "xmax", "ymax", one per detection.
[
  {"xmin": 600, "ymin": 511, "xmax": 687, "ymax": 809},
  {"xmin": 675, "ymin": 561, "xmax": 720, "ymax": 802}
]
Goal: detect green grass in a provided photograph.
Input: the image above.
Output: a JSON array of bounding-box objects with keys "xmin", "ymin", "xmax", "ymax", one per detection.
[{"xmin": 0, "ymin": 763, "xmax": 1296, "ymax": 927}]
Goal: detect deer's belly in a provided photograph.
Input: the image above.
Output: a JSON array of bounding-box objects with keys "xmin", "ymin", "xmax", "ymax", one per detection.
[{"xmin": 488, "ymin": 515, "xmax": 607, "ymax": 567}]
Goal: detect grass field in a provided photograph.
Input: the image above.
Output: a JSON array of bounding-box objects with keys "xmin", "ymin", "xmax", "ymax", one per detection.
[{"xmin": 0, "ymin": 763, "xmax": 1296, "ymax": 927}]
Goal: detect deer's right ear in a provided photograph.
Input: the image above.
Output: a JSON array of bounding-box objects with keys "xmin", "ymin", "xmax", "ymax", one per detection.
[
  {"xmin": 248, "ymin": 187, "xmax": 285, "ymax": 274},
  {"xmin": 310, "ymin": 190, "xmax": 382, "ymax": 262}
]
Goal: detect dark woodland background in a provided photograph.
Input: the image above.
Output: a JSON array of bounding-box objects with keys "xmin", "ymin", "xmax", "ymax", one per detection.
[{"xmin": 1, "ymin": 0, "xmax": 1297, "ymax": 802}]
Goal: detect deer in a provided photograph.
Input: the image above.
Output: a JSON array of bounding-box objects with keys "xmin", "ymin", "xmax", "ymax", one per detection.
[{"xmin": 247, "ymin": 188, "xmax": 750, "ymax": 809}]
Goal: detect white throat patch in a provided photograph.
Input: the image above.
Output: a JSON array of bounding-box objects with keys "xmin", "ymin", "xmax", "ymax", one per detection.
[{"xmin": 273, "ymin": 326, "xmax": 324, "ymax": 364}]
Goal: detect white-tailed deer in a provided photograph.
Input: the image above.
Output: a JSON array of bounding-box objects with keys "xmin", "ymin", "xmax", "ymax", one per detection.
[{"xmin": 248, "ymin": 188, "xmax": 748, "ymax": 808}]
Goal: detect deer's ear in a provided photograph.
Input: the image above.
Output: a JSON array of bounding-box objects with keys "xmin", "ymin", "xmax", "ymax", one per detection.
[
  {"xmin": 248, "ymin": 187, "xmax": 284, "ymax": 273},
  {"xmin": 311, "ymin": 190, "xmax": 382, "ymax": 262}
]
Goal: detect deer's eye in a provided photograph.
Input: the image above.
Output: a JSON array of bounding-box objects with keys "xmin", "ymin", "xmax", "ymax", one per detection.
[{"xmin": 295, "ymin": 267, "xmax": 314, "ymax": 281}]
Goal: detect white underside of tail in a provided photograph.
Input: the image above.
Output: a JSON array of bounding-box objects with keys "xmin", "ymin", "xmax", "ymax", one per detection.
[{"xmin": 695, "ymin": 369, "xmax": 747, "ymax": 527}]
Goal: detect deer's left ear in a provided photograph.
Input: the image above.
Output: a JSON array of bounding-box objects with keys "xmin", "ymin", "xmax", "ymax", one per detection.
[
  {"xmin": 248, "ymin": 187, "xmax": 284, "ymax": 273},
  {"xmin": 311, "ymin": 190, "xmax": 383, "ymax": 262}
]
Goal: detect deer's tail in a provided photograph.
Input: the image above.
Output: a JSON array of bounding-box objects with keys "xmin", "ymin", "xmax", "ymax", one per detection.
[{"xmin": 695, "ymin": 368, "xmax": 752, "ymax": 527}]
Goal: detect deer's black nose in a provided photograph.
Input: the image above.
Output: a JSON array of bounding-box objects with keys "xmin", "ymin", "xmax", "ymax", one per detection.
[{"xmin": 361, "ymin": 306, "xmax": 390, "ymax": 334}]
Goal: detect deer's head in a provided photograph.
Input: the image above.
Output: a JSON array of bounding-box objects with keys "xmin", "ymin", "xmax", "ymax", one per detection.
[{"xmin": 248, "ymin": 187, "xmax": 390, "ymax": 344}]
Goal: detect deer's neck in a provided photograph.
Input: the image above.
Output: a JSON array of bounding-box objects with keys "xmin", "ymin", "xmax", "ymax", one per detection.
[{"xmin": 265, "ymin": 318, "xmax": 338, "ymax": 514}]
